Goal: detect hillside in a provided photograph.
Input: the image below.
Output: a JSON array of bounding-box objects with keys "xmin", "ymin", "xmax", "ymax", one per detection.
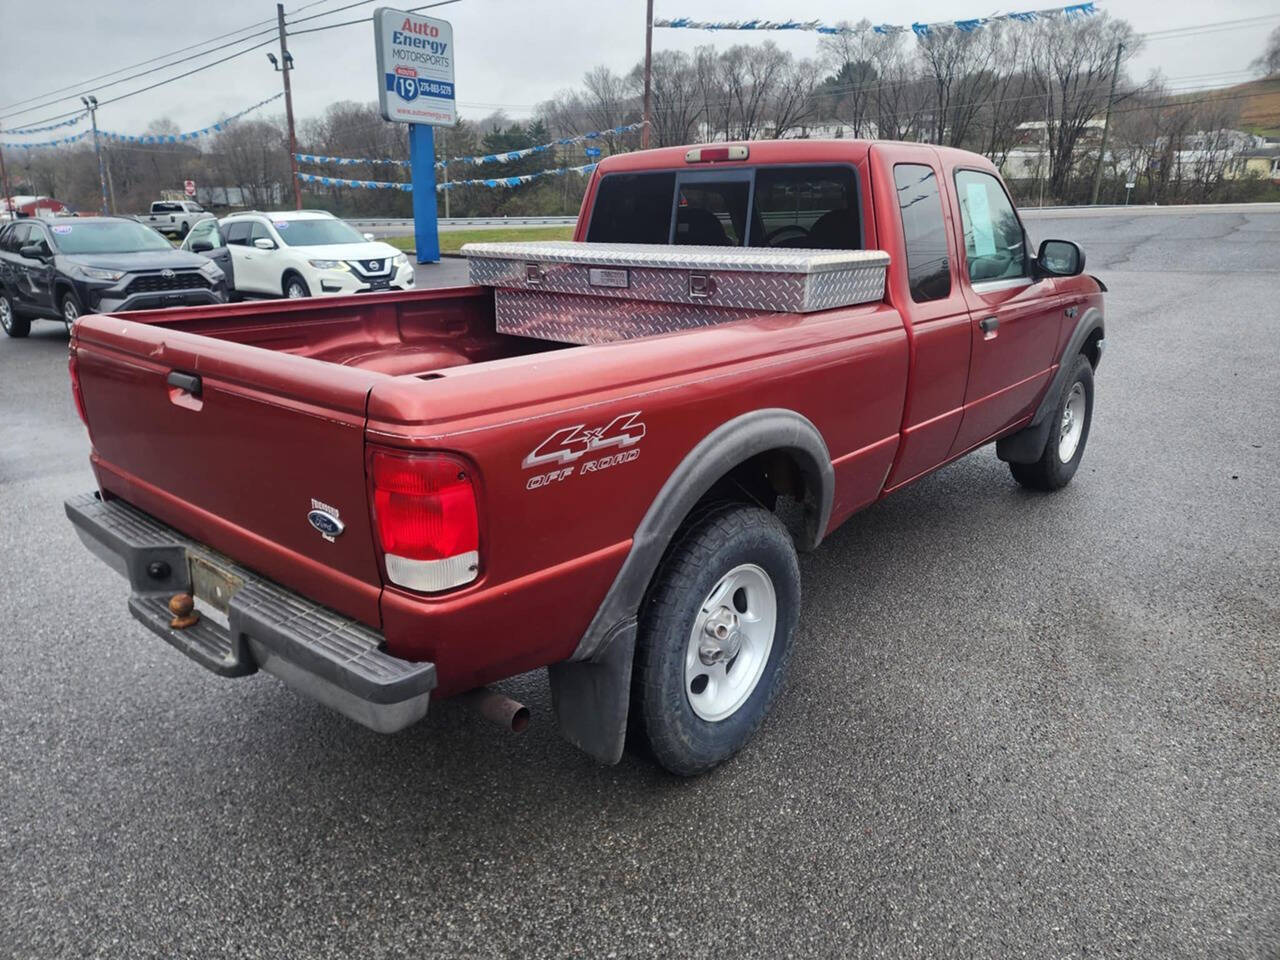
[{"xmin": 1190, "ymin": 76, "xmax": 1280, "ymax": 136}]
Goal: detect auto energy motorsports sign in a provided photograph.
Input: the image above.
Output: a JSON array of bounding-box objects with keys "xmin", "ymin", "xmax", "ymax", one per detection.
[{"xmin": 374, "ymin": 7, "xmax": 456, "ymax": 126}]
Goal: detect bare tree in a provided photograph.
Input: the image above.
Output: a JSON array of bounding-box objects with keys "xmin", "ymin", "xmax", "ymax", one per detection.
[
  {"xmin": 1252, "ymin": 25, "xmax": 1280, "ymax": 77},
  {"xmin": 628, "ymin": 50, "xmax": 702, "ymax": 146}
]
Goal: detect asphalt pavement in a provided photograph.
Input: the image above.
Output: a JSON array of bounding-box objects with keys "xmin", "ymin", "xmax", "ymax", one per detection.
[{"xmin": 2, "ymin": 207, "xmax": 1278, "ymax": 959}]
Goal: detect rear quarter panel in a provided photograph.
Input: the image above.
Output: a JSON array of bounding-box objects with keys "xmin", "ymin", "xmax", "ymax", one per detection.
[{"xmin": 368, "ymin": 302, "xmax": 908, "ymax": 692}]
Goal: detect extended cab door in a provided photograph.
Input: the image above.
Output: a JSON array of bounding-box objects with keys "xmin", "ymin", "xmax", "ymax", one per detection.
[
  {"xmin": 869, "ymin": 145, "xmax": 974, "ymax": 490},
  {"xmin": 946, "ymin": 167, "xmax": 1060, "ymax": 452}
]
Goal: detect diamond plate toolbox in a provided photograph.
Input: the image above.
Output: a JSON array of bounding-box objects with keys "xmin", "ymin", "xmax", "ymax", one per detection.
[{"xmin": 464, "ymin": 241, "xmax": 889, "ymax": 345}]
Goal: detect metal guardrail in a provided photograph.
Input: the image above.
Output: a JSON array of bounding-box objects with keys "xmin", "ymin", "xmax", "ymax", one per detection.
[{"xmin": 347, "ymin": 215, "xmax": 578, "ymax": 230}]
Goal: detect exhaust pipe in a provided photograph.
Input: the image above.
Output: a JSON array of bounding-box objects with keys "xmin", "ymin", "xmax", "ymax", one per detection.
[{"xmin": 458, "ymin": 688, "xmax": 530, "ymax": 734}]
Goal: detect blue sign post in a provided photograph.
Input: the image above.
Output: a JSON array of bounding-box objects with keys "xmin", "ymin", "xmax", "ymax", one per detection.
[{"xmin": 409, "ymin": 124, "xmax": 440, "ymax": 263}]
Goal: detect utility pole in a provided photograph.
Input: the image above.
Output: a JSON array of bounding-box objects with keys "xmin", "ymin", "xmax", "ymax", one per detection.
[
  {"xmin": 276, "ymin": 3, "xmax": 302, "ymax": 210},
  {"xmin": 82, "ymin": 96, "xmax": 109, "ymax": 215},
  {"xmin": 642, "ymin": 0, "xmax": 653, "ymax": 149},
  {"xmin": 1090, "ymin": 41, "xmax": 1123, "ymax": 206}
]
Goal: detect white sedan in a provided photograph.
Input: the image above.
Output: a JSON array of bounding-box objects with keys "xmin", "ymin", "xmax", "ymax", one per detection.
[{"xmin": 185, "ymin": 209, "xmax": 414, "ymax": 299}]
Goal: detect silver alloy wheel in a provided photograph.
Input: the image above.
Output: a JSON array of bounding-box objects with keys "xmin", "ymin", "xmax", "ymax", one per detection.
[
  {"xmin": 1058, "ymin": 381, "xmax": 1087, "ymax": 463},
  {"xmin": 685, "ymin": 563, "xmax": 777, "ymax": 722},
  {"xmin": 0, "ymin": 296, "xmax": 11, "ymax": 332},
  {"xmin": 286, "ymin": 281, "xmax": 306, "ymax": 298},
  {"xmin": 62, "ymin": 296, "xmax": 79, "ymax": 329}
]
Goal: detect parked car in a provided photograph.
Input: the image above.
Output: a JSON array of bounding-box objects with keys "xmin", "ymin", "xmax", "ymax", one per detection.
[
  {"xmin": 65, "ymin": 139, "xmax": 1104, "ymax": 775},
  {"xmin": 213, "ymin": 209, "xmax": 414, "ymax": 299},
  {"xmin": 0, "ymin": 216, "xmax": 227, "ymax": 337},
  {"xmin": 140, "ymin": 200, "xmax": 213, "ymax": 239},
  {"xmin": 178, "ymin": 218, "xmax": 235, "ymax": 298}
]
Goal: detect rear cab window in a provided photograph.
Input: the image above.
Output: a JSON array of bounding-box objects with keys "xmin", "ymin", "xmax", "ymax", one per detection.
[
  {"xmin": 892, "ymin": 163, "xmax": 952, "ymax": 303},
  {"xmin": 586, "ymin": 165, "xmax": 862, "ymax": 250}
]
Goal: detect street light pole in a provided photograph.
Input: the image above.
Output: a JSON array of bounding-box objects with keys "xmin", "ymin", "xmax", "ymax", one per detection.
[
  {"xmin": 642, "ymin": 0, "xmax": 653, "ymax": 149},
  {"xmin": 82, "ymin": 96, "xmax": 109, "ymax": 215},
  {"xmin": 276, "ymin": 3, "xmax": 302, "ymax": 210},
  {"xmin": 0, "ymin": 142, "xmax": 12, "ymax": 220}
]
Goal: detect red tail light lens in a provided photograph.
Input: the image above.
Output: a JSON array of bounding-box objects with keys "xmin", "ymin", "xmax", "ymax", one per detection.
[
  {"xmin": 369, "ymin": 449, "xmax": 479, "ymax": 593},
  {"xmin": 68, "ymin": 348, "xmax": 89, "ymax": 427}
]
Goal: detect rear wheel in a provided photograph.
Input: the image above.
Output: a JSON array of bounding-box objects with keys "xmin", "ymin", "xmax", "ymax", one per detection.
[
  {"xmin": 59, "ymin": 290, "xmax": 82, "ymax": 335},
  {"xmin": 0, "ymin": 291, "xmax": 30, "ymax": 338},
  {"xmin": 1009, "ymin": 353, "xmax": 1094, "ymax": 491},
  {"xmin": 178, "ymin": 221, "xmax": 190, "ymax": 239},
  {"xmin": 632, "ymin": 503, "xmax": 801, "ymax": 776},
  {"xmin": 283, "ymin": 273, "xmax": 310, "ymax": 299}
]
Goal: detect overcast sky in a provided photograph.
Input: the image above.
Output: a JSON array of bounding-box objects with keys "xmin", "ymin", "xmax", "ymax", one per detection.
[{"xmin": 0, "ymin": 0, "xmax": 1276, "ymax": 137}]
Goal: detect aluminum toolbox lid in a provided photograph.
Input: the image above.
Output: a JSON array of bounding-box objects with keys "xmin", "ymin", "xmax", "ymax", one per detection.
[{"xmin": 461, "ymin": 240, "xmax": 890, "ymax": 275}]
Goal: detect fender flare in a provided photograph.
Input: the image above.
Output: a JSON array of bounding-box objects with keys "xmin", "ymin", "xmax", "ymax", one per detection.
[
  {"xmin": 548, "ymin": 408, "xmax": 833, "ymax": 763},
  {"xmin": 997, "ymin": 307, "xmax": 1104, "ymax": 464}
]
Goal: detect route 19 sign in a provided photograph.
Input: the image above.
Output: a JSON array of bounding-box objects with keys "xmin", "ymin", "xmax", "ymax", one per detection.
[{"xmin": 373, "ymin": 7, "xmax": 456, "ymax": 126}]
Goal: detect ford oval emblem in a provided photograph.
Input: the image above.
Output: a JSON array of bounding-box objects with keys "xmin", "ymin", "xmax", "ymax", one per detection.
[{"xmin": 307, "ymin": 509, "xmax": 345, "ymax": 538}]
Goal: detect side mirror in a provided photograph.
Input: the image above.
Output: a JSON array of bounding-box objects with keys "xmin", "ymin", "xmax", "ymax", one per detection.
[
  {"xmin": 253, "ymin": 237, "xmax": 276, "ymax": 250},
  {"xmin": 20, "ymin": 244, "xmax": 48, "ymax": 261},
  {"xmin": 191, "ymin": 240, "xmax": 214, "ymax": 253},
  {"xmin": 363, "ymin": 232, "xmax": 375, "ymax": 241},
  {"xmin": 1036, "ymin": 239, "xmax": 1085, "ymax": 278}
]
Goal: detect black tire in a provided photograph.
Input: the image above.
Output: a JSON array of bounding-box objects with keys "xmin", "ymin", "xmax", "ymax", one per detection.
[
  {"xmin": 59, "ymin": 289, "xmax": 83, "ymax": 335},
  {"xmin": 632, "ymin": 502, "xmax": 801, "ymax": 776},
  {"xmin": 0, "ymin": 290, "xmax": 30, "ymax": 338},
  {"xmin": 283, "ymin": 273, "xmax": 310, "ymax": 299},
  {"xmin": 178, "ymin": 221, "xmax": 190, "ymax": 239},
  {"xmin": 1010, "ymin": 353, "xmax": 1094, "ymax": 491}
]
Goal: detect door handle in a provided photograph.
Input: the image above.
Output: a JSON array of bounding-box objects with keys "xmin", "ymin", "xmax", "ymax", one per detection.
[
  {"xmin": 166, "ymin": 371, "xmax": 202, "ymax": 396},
  {"xmin": 979, "ymin": 316, "xmax": 999, "ymax": 339}
]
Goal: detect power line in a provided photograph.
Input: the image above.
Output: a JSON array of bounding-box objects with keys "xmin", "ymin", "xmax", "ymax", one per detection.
[
  {"xmin": 288, "ymin": 0, "xmax": 461, "ymax": 36},
  {"xmin": 0, "ymin": 0, "xmax": 335, "ymax": 120}
]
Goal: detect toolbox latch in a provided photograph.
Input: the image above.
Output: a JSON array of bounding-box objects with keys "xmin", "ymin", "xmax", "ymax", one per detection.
[
  {"xmin": 525, "ymin": 262, "xmax": 545, "ymax": 284},
  {"xmin": 688, "ymin": 273, "xmax": 717, "ymax": 298}
]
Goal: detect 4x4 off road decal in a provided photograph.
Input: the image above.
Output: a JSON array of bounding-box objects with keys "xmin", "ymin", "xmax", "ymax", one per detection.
[{"xmin": 523, "ymin": 412, "xmax": 645, "ymax": 490}]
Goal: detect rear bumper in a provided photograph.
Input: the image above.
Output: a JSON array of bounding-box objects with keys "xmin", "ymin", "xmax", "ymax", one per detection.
[{"xmin": 65, "ymin": 492, "xmax": 436, "ymax": 733}]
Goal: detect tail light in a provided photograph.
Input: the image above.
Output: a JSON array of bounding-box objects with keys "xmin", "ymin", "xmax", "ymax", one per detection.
[
  {"xmin": 68, "ymin": 347, "xmax": 89, "ymax": 427},
  {"xmin": 369, "ymin": 448, "xmax": 479, "ymax": 593}
]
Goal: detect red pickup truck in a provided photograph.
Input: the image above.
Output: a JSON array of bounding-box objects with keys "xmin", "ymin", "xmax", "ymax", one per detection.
[{"xmin": 66, "ymin": 140, "xmax": 1104, "ymax": 775}]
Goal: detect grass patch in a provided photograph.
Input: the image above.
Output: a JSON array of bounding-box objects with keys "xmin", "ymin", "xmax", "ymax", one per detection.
[{"xmin": 384, "ymin": 225, "xmax": 574, "ymax": 254}]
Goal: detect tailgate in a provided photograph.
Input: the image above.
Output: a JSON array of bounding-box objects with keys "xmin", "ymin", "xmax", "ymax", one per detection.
[{"xmin": 73, "ymin": 313, "xmax": 388, "ymax": 625}]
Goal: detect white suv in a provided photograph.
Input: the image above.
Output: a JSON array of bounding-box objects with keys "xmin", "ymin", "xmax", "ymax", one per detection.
[{"xmin": 210, "ymin": 210, "xmax": 414, "ymax": 299}]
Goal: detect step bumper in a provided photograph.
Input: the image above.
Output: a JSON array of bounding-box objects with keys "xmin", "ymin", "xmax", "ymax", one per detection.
[{"xmin": 65, "ymin": 492, "xmax": 436, "ymax": 733}]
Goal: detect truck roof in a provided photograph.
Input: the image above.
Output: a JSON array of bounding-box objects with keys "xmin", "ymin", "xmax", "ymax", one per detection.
[{"xmin": 592, "ymin": 138, "xmax": 998, "ymax": 177}]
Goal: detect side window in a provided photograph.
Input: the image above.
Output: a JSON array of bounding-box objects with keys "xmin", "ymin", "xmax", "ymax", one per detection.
[
  {"xmin": 248, "ymin": 221, "xmax": 273, "ymax": 245},
  {"xmin": 750, "ymin": 166, "xmax": 860, "ymax": 249},
  {"xmin": 954, "ymin": 170, "xmax": 1026, "ymax": 283},
  {"xmin": 190, "ymin": 219, "xmax": 223, "ymax": 247},
  {"xmin": 223, "ymin": 221, "xmax": 251, "ymax": 246},
  {"xmin": 25, "ymin": 225, "xmax": 51, "ymax": 256},
  {"xmin": 675, "ymin": 180, "xmax": 749, "ymax": 247},
  {"xmin": 188, "ymin": 203, "xmax": 205, "ymax": 213},
  {"xmin": 4, "ymin": 223, "xmax": 28, "ymax": 252},
  {"xmin": 893, "ymin": 164, "xmax": 951, "ymax": 303}
]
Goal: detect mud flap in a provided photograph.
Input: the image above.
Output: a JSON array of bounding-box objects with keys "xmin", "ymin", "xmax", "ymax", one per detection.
[{"xmin": 547, "ymin": 618, "xmax": 637, "ymax": 764}]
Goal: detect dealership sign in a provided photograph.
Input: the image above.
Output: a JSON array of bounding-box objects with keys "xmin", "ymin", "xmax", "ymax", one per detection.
[{"xmin": 373, "ymin": 7, "xmax": 456, "ymax": 126}]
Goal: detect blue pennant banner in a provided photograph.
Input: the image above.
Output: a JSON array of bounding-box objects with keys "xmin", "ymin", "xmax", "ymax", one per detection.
[
  {"xmin": 656, "ymin": 2, "xmax": 1096, "ymax": 36},
  {"xmin": 294, "ymin": 122, "xmax": 644, "ymax": 173},
  {"xmin": 296, "ymin": 154, "xmax": 412, "ymax": 168},
  {"xmin": 2, "ymin": 93, "xmax": 282, "ymax": 149},
  {"xmin": 296, "ymin": 162, "xmax": 600, "ymax": 193},
  {"xmin": 2, "ymin": 111, "xmax": 89, "ymax": 136}
]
